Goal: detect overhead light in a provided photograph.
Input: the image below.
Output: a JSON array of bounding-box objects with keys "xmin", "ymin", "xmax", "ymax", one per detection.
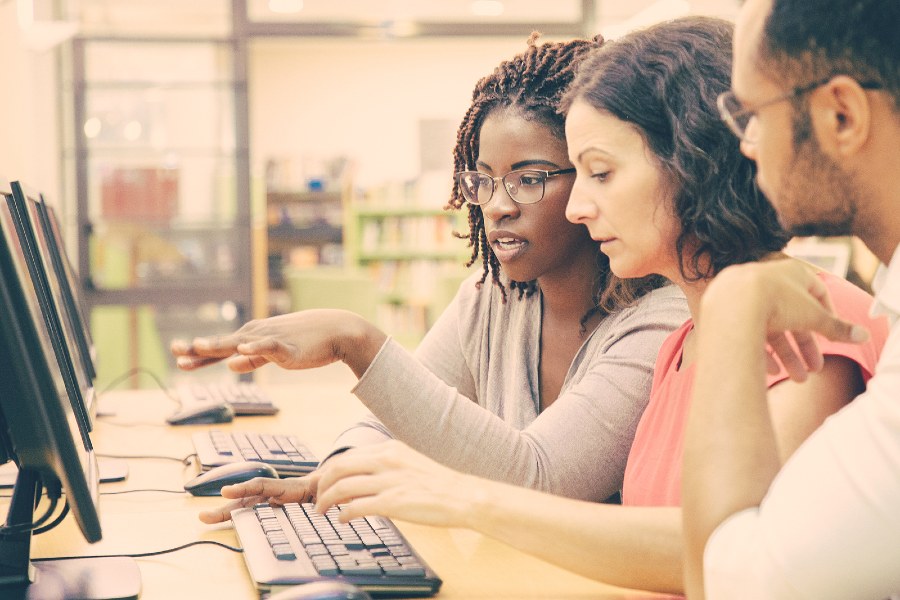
[
  {"xmin": 385, "ymin": 20, "xmax": 420, "ymax": 38},
  {"xmin": 83, "ymin": 117, "xmax": 102, "ymax": 139},
  {"xmin": 122, "ymin": 121, "xmax": 143, "ymax": 142},
  {"xmin": 268, "ymin": 0, "xmax": 304, "ymax": 14},
  {"xmin": 470, "ymin": 0, "xmax": 505, "ymax": 18}
]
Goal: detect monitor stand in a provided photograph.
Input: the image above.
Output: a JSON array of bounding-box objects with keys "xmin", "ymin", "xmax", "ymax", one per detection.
[
  {"xmin": 14, "ymin": 557, "xmax": 141, "ymax": 600},
  {"xmin": 0, "ymin": 458, "xmax": 128, "ymax": 488},
  {"xmin": 0, "ymin": 472, "xmax": 141, "ymax": 600}
]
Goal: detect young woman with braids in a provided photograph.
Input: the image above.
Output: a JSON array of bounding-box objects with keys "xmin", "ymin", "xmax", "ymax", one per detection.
[
  {"xmin": 173, "ymin": 34, "xmax": 687, "ymax": 518},
  {"xmin": 306, "ymin": 17, "xmax": 888, "ymax": 594}
]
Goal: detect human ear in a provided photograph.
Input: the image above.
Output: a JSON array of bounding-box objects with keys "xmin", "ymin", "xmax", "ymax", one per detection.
[{"xmin": 810, "ymin": 75, "xmax": 872, "ymax": 157}]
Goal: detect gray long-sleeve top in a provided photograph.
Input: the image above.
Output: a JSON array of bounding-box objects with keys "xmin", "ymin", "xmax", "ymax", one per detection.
[{"xmin": 332, "ymin": 273, "xmax": 689, "ymax": 502}]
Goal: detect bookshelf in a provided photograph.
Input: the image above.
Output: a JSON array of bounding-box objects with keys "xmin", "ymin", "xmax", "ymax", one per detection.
[
  {"xmin": 344, "ymin": 181, "xmax": 470, "ymax": 347},
  {"xmin": 274, "ymin": 172, "xmax": 471, "ymax": 347},
  {"xmin": 264, "ymin": 187, "xmax": 347, "ymax": 314}
]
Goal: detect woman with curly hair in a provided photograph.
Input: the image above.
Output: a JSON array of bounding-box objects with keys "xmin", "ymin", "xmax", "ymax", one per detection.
[
  {"xmin": 311, "ymin": 16, "xmax": 889, "ymax": 593},
  {"xmin": 175, "ymin": 34, "xmax": 688, "ymax": 516}
]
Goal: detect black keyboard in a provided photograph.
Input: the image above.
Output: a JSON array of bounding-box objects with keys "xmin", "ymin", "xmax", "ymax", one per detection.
[
  {"xmin": 193, "ymin": 430, "xmax": 319, "ymax": 476},
  {"xmin": 233, "ymin": 502, "xmax": 441, "ymax": 597},
  {"xmin": 176, "ymin": 381, "xmax": 279, "ymax": 416}
]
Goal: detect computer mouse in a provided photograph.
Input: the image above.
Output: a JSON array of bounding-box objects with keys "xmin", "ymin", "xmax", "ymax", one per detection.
[
  {"xmin": 266, "ymin": 581, "xmax": 372, "ymax": 600},
  {"xmin": 166, "ymin": 402, "xmax": 234, "ymax": 426},
  {"xmin": 183, "ymin": 460, "xmax": 278, "ymax": 496}
]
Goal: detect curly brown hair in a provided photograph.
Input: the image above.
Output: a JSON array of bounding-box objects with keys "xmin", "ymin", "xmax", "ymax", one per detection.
[
  {"xmin": 448, "ymin": 33, "xmax": 665, "ymax": 317},
  {"xmin": 562, "ymin": 17, "xmax": 790, "ymax": 282}
]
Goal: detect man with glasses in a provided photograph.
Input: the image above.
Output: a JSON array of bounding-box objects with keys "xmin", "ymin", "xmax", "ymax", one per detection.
[{"xmin": 682, "ymin": 0, "xmax": 900, "ymax": 599}]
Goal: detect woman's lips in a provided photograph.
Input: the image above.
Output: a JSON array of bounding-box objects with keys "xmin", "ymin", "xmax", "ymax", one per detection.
[{"xmin": 489, "ymin": 232, "xmax": 529, "ymax": 262}]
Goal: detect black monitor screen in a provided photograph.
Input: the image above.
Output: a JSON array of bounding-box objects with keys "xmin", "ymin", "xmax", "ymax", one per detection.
[
  {"xmin": 0, "ymin": 192, "xmax": 99, "ymax": 531},
  {"xmin": 24, "ymin": 192, "xmax": 96, "ymax": 417},
  {"xmin": 36, "ymin": 197, "xmax": 97, "ymax": 382},
  {"xmin": 0, "ymin": 181, "xmax": 139, "ymax": 599},
  {"xmin": 7, "ymin": 183, "xmax": 93, "ymax": 441}
]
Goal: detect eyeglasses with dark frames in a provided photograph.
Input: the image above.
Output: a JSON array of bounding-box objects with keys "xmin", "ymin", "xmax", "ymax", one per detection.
[
  {"xmin": 454, "ymin": 168, "xmax": 576, "ymax": 206},
  {"xmin": 718, "ymin": 76, "xmax": 884, "ymax": 143}
]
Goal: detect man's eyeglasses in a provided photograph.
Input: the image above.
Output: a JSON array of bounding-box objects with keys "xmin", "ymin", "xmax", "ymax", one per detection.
[
  {"xmin": 717, "ymin": 76, "xmax": 884, "ymax": 143},
  {"xmin": 455, "ymin": 168, "xmax": 576, "ymax": 206}
]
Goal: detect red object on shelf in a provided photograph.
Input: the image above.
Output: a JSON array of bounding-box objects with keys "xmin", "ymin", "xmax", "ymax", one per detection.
[{"xmin": 101, "ymin": 168, "xmax": 178, "ymax": 223}]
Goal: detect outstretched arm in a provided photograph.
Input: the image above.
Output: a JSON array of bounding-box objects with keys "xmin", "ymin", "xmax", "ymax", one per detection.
[
  {"xmin": 171, "ymin": 309, "xmax": 387, "ymax": 378},
  {"xmin": 682, "ymin": 260, "xmax": 867, "ymax": 599},
  {"xmin": 345, "ymin": 286, "xmax": 687, "ymax": 502}
]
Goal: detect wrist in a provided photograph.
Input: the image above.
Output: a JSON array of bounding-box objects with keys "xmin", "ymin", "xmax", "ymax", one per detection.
[
  {"xmin": 458, "ymin": 474, "xmax": 508, "ymax": 533},
  {"xmin": 334, "ymin": 311, "xmax": 387, "ymax": 378}
]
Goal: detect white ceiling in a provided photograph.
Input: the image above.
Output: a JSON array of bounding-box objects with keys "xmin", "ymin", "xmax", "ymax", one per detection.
[{"xmin": 74, "ymin": 0, "xmax": 740, "ymax": 36}]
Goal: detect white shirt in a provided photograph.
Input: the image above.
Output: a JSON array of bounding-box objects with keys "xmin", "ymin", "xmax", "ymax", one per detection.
[{"xmin": 703, "ymin": 243, "xmax": 900, "ymax": 600}]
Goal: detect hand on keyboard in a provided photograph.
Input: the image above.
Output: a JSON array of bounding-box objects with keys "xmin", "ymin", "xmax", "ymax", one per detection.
[
  {"xmin": 315, "ymin": 440, "xmax": 476, "ymax": 528},
  {"xmin": 198, "ymin": 471, "xmax": 321, "ymax": 524}
]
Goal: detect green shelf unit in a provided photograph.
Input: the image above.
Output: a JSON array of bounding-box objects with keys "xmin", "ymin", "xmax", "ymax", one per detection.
[
  {"xmin": 357, "ymin": 249, "xmax": 465, "ymax": 262},
  {"xmin": 354, "ymin": 206, "xmax": 455, "ymax": 218},
  {"xmin": 346, "ymin": 198, "xmax": 470, "ymax": 346}
]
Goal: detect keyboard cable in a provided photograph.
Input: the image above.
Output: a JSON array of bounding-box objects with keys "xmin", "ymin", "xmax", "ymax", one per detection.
[{"xmin": 33, "ymin": 539, "xmax": 244, "ymax": 562}]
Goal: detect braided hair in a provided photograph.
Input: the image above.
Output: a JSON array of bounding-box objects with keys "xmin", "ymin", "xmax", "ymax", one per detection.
[{"xmin": 448, "ymin": 33, "xmax": 666, "ymax": 316}]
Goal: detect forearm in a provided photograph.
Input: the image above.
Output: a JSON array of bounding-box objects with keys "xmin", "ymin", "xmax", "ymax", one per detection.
[
  {"xmin": 355, "ymin": 345, "xmax": 631, "ymax": 500},
  {"xmin": 334, "ymin": 314, "xmax": 388, "ymax": 378},
  {"xmin": 463, "ymin": 477, "xmax": 685, "ymax": 593},
  {"xmin": 682, "ymin": 283, "xmax": 782, "ymax": 596},
  {"xmin": 354, "ymin": 305, "xmax": 680, "ymax": 501},
  {"xmin": 329, "ymin": 413, "xmax": 393, "ymax": 453},
  {"xmin": 354, "ymin": 349, "xmax": 550, "ymax": 486}
]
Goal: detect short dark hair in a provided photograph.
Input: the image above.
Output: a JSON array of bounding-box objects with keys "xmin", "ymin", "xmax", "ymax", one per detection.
[
  {"xmin": 562, "ymin": 16, "xmax": 790, "ymax": 281},
  {"xmin": 449, "ymin": 33, "xmax": 664, "ymax": 315},
  {"xmin": 760, "ymin": 0, "xmax": 900, "ymax": 110}
]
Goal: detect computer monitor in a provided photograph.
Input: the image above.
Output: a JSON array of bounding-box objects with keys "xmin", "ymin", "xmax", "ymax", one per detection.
[
  {"xmin": 35, "ymin": 195, "xmax": 97, "ymax": 381},
  {"xmin": 0, "ymin": 182, "xmax": 140, "ymax": 598},
  {"xmin": 7, "ymin": 182, "xmax": 94, "ymax": 436}
]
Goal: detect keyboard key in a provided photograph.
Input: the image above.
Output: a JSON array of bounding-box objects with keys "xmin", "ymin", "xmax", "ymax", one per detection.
[
  {"xmin": 272, "ymin": 544, "xmax": 296, "ymax": 560},
  {"xmin": 177, "ymin": 381, "xmax": 279, "ymax": 416},
  {"xmin": 194, "ymin": 430, "xmax": 319, "ymax": 476},
  {"xmin": 247, "ymin": 502, "xmax": 439, "ymax": 586}
]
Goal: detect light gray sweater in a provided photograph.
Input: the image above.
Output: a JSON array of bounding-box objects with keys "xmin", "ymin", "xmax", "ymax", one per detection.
[{"xmin": 332, "ymin": 273, "xmax": 689, "ymax": 502}]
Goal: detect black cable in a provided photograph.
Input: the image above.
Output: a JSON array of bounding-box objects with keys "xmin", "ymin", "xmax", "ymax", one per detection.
[
  {"xmin": 34, "ymin": 539, "xmax": 243, "ymax": 562},
  {"xmin": 98, "ymin": 366, "xmax": 180, "ymax": 406},
  {"xmin": 91, "ymin": 418, "xmax": 168, "ymax": 427},
  {"xmin": 3, "ymin": 483, "xmax": 194, "ymax": 499},
  {"xmin": 97, "ymin": 452, "xmax": 196, "ymax": 465},
  {"xmin": 0, "ymin": 495, "xmax": 59, "ymax": 536},
  {"xmin": 101, "ymin": 488, "xmax": 185, "ymax": 495},
  {"xmin": 33, "ymin": 501, "xmax": 69, "ymax": 535}
]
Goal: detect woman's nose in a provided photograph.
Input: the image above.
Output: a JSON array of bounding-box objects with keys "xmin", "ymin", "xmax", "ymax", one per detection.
[
  {"xmin": 565, "ymin": 178, "xmax": 596, "ymax": 224},
  {"xmin": 480, "ymin": 181, "xmax": 520, "ymax": 221}
]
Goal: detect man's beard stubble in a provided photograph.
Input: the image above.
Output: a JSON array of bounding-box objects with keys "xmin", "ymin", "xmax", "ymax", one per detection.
[{"xmin": 778, "ymin": 108, "xmax": 858, "ymax": 238}]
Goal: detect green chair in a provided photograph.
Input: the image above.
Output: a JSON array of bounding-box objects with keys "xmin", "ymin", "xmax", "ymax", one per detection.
[{"xmin": 283, "ymin": 266, "xmax": 379, "ymax": 322}]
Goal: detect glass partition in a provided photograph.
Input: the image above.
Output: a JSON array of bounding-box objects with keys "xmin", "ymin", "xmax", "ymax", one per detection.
[
  {"xmin": 69, "ymin": 30, "xmax": 251, "ymax": 389},
  {"xmin": 247, "ymin": 0, "xmax": 583, "ymax": 24},
  {"xmin": 77, "ymin": 0, "xmax": 232, "ymax": 38}
]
